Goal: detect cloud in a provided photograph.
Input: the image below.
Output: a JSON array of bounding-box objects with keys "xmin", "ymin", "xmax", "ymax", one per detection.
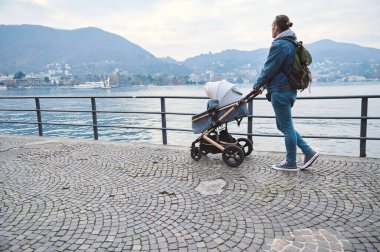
[{"xmin": 0, "ymin": 0, "xmax": 379, "ymax": 60}]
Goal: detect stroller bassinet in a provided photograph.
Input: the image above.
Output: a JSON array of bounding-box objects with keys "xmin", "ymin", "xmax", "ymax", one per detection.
[{"xmin": 192, "ymin": 102, "xmax": 248, "ymax": 134}]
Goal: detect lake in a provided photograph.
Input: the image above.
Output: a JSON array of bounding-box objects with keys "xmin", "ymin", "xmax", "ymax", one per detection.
[{"xmin": 0, "ymin": 82, "xmax": 379, "ymax": 158}]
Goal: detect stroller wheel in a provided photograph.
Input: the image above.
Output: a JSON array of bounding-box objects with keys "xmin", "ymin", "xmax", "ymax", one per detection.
[
  {"xmin": 236, "ymin": 138, "xmax": 253, "ymax": 156},
  {"xmin": 199, "ymin": 144, "xmax": 209, "ymax": 156},
  {"xmin": 222, "ymin": 145, "xmax": 245, "ymax": 167},
  {"xmin": 191, "ymin": 147, "xmax": 202, "ymax": 161}
]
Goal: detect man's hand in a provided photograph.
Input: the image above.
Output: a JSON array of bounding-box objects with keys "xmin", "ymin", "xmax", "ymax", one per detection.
[{"xmin": 253, "ymin": 87, "xmax": 265, "ymax": 94}]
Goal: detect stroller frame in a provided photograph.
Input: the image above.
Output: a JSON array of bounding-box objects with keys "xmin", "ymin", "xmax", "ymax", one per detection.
[{"xmin": 190, "ymin": 90, "xmax": 261, "ymax": 167}]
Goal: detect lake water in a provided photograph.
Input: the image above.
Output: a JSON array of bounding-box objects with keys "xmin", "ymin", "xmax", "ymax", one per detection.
[{"xmin": 1, "ymin": 82, "xmax": 379, "ymax": 158}]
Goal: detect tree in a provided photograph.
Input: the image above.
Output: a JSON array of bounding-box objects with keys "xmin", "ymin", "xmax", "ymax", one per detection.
[
  {"xmin": 44, "ymin": 77, "xmax": 50, "ymax": 83},
  {"xmin": 13, "ymin": 71, "xmax": 26, "ymax": 79}
]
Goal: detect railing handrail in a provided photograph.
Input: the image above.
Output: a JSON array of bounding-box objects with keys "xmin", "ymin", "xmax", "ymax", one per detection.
[
  {"xmin": 1, "ymin": 94, "xmax": 380, "ymax": 99},
  {"xmin": 0, "ymin": 94, "xmax": 379, "ymax": 157},
  {"xmin": 1, "ymin": 108, "xmax": 379, "ymax": 120}
]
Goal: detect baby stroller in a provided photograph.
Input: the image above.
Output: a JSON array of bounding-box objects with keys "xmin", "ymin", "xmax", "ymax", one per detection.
[{"xmin": 191, "ymin": 80, "xmax": 260, "ymax": 167}]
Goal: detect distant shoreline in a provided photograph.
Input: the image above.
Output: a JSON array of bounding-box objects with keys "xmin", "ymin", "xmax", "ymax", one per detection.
[{"xmin": 1, "ymin": 80, "xmax": 380, "ymax": 90}]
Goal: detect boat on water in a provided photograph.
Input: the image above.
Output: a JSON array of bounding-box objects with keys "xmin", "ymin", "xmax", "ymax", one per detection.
[
  {"xmin": 72, "ymin": 78, "xmax": 111, "ymax": 89},
  {"xmin": 0, "ymin": 86, "xmax": 7, "ymax": 90}
]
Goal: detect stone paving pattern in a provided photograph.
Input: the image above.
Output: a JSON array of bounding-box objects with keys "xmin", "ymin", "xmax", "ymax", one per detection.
[{"xmin": 0, "ymin": 134, "xmax": 379, "ymax": 251}]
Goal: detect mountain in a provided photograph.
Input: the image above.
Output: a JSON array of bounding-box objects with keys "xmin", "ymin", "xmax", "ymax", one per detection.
[
  {"xmin": 306, "ymin": 39, "xmax": 380, "ymax": 62},
  {"xmin": 1, "ymin": 24, "xmax": 379, "ymax": 81},
  {"xmin": 183, "ymin": 48, "xmax": 269, "ymax": 74},
  {"xmin": 0, "ymin": 24, "xmax": 190, "ymax": 75},
  {"xmin": 159, "ymin": 56, "xmax": 180, "ymax": 64},
  {"xmin": 181, "ymin": 39, "xmax": 380, "ymax": 81},
  {"xmin": 183, "ymin": 39, "xmax": 380, "ymax": 72}
]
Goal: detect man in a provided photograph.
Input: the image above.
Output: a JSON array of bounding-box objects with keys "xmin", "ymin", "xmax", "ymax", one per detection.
[{"xmin": 253, "ymin": 15, "xmax": 319, "ymax": 171}]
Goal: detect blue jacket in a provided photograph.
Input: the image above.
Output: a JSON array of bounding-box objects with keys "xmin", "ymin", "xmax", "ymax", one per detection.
[{"xmin": 253, "ymin": 36, "xmax": 296, "ymax": 93}]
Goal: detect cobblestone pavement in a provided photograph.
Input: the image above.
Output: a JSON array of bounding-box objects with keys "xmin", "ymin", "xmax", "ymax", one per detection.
[{"xmin": 0, "ymin": 135, "xmax": 379, "ymax": 252}]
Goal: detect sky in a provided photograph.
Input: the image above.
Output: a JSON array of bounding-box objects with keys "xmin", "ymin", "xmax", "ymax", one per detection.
[{"xmin": 1, "ymin": 0, "xmax": 379, "ymax": 61}]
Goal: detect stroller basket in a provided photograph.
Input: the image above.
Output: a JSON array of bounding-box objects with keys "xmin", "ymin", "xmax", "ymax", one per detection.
[{"xmin": 192, "ymin": 102, "xmax": 248, "ymax": 134}]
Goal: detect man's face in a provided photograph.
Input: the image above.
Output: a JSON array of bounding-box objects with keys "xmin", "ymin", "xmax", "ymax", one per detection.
[{"xmin": 272, "ymin": 21, "xmax": 278, "ymax": 38}]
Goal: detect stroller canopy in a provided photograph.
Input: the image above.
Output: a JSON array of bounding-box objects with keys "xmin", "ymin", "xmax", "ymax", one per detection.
[{"xmin": 204, "ymin": 80, "xmax": 243, "ymax": 108}]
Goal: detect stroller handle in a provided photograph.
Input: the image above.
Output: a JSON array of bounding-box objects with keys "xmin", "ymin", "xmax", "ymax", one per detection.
[{"xmin": 242, "ymin": 89, "xmax": 262, "ymax": 103}]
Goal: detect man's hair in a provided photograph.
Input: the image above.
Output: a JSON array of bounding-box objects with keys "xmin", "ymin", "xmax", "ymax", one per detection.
[{"xmin": 274, "ymin": 15, "xmax": 293, "ymax": 32}]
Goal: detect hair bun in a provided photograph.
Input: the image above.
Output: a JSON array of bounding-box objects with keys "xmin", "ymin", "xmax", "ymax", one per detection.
[{"xmin": 275, "ymin": 15, "xmax": 292, "ymax": 31}]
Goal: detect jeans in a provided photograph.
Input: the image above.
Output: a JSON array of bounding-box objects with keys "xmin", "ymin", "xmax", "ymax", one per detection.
[{"xmin": 271, "ymin": 90, "xmax": 311, "ymax": 163}]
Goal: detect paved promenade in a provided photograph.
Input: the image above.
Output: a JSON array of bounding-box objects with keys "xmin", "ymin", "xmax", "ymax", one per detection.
[{"xmin": 0, "ymin": 134, "xmax": 379, "ymax": 252}]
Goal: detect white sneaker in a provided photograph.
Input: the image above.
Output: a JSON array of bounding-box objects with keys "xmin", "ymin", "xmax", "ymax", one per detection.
[
  {"xmin": 299, "ymin": 150, "xmax": 319, "ymax": 170},
  {"xmin": 272, "ymin": 159, "xmax": 298, "ymax": 172}
]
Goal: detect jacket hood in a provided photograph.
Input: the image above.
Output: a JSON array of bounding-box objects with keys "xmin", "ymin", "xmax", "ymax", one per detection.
[{"xmin": 275, "ymin": 28, "xmax": 297, "ymax": 41}]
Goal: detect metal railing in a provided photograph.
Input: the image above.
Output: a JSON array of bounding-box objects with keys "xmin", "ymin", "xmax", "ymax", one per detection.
[{"xmin": 0, "ymin": 95, "xmax": 379, "ymax": 157}]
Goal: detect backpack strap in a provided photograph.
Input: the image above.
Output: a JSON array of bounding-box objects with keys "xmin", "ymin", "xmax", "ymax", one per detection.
[{"xmin": 275, "ymin": 37, "xmax": 298, "ymax": 90}]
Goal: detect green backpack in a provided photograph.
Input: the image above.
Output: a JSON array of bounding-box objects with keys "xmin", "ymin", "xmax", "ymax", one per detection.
[{"xmin": 281, "ymin": 38, "xmax": 312, "ymax": 91}]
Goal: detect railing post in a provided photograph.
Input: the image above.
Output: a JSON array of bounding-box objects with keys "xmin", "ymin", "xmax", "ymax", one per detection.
[
  {"xmin": 247, "ymin": 100, "xmax": 253, "ymax": 143},
  {"xmin": 91, "ymin": 98, "xmax": 99, "ymax": 140},
  {"xmin": 35, "ymin": 98, "xmax": 43, "ymax": 136},
  {"xmin": 360, "ymin": 97, "xmax": 368, "ymax": 157},
  {"xmin": 161, "ymin": 97, "xmax": 168, "ymax": 145}
]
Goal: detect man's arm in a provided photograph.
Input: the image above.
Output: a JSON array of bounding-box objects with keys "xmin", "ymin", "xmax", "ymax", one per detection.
[{"xmin": 253, "ymin": 41, "xmax": 288, "ymax": 90}]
